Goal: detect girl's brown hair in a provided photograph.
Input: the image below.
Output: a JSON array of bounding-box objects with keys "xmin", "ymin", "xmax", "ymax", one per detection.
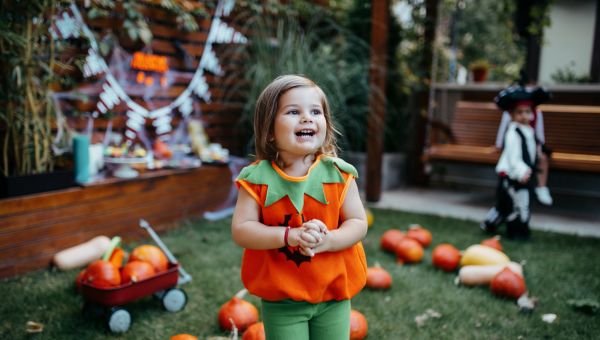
[{"xmin": 253, "ymin": 75, "xmax": 339, "ymax": 163}]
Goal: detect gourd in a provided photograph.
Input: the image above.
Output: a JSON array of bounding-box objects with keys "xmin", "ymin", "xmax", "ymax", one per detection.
[
  {"xmin": 365, "ymin": 207, "xmax": 374, "ymax": 228},
  {"xmin": 218, "ymin": 289, "xmax": 259, "ymax": 332},
  {"xmin": 395, "ymin": 237, "xmax": 424, "ymax": 264},
  {"xmin": 406, "ymin": 225, "xmax": 432, "ymax": 248},
  {"xmin": 121, "ymin": 260, "xmax": 156, "ymax": 284},
  {"xmin": 380, "ymin": 229, "xmax": 404, "ymax": 253},
  {"xmin": 129, "ymin": 244, "xmax": 168, "ymax": 272},
  {"xmin": 458, "ymin": 262, "xmax": 523, "ymax": 286},
  {"xmin": 108, "ymin": 247, "xmax": 126, "ymax": 269},
  {"xmin": 242, "ymin": 322, "xmax": 265, "ymax": 340},
  {"xmin": 459, "ymin": 244, "xmax": 510, "ymax": 266},
  {"xmin": 366, "ymin": 264, "xmax": 392, "ymax": 290},
  {"xmin": 52, "ymin": 236, "xmax": 111, "ymax": 270},
  {"xmin": 169, "ymin": 334, "xmax": 198, "ymax": 340},
  {"xmin": 431, "ymin": 243, "xmax": 461, "ymax": 272},
  {"xmin": 490, "ymin": 267, "xmax": 527, "ymax": 299},
  {"xmin": 350, "ymin": 309, "xmax": 368, "ymax": 340}
]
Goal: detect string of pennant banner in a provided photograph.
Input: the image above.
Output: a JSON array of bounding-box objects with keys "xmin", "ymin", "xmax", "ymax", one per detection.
[{"xmin": 51, "ymin": 0, "xmax": 247, "ymax": 141}]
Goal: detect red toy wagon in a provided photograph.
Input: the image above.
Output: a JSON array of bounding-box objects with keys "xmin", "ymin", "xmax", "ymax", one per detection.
[{"xmin": 80, "ymin": 219, "xmax": 192, "ymax": 333}]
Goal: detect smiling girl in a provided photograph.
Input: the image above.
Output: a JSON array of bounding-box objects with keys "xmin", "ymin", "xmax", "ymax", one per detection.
[{"xmin": 231, "ymin": 75, "xmax": 368, "ymax": 340}]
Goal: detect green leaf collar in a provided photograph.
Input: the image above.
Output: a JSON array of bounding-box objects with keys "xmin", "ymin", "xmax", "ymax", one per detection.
[{"xmin": 237, "ymin": 156, "xmax": 358, "ymax": 213}]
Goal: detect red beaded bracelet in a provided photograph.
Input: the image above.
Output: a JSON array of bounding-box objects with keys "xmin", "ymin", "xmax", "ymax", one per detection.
[{"xmin": 284, "ymin": 226, "xmax": 291, "ymax": 247}]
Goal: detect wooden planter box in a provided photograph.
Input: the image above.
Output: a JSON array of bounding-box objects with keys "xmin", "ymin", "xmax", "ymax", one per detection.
[{"xmin": 0, "ymin": 165, "xmax": 232, "ymax": 278}]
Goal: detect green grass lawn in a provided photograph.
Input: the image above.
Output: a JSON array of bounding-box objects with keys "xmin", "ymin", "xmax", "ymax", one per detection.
[{"xmin": 1, "ymin": 208, "xmax": 599, "ymax": 339}]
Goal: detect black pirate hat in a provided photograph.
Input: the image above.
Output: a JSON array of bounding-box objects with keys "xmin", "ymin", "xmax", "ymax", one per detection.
[{"xmin": 495, "ymin": 86, "xmax": 551, "ymax": 111}]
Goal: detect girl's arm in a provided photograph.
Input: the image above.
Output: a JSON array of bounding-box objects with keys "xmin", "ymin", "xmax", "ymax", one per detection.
[
  {"xmin": 312, "ymin": 179, "xmax": 368, "ymax": 254},
  {"xmin": 231, "ymin": 188, "xmax": 315, "ymax": 250}
]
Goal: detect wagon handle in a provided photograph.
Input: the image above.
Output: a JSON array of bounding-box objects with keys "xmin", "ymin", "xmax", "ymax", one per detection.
[{"xmin": 139, "ymin": 219, "xmax": 192, "ymax": 285}]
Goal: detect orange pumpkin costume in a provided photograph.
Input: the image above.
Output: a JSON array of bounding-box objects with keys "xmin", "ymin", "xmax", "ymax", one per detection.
[{"xmin": 236, "ymin": 155, "xmax": 367, "ymax": 303}]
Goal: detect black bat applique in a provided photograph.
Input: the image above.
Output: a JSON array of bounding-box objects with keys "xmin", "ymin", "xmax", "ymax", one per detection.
[{"xmin": 277, "ymin": 214, "xmax": 311, "ymax": 267}]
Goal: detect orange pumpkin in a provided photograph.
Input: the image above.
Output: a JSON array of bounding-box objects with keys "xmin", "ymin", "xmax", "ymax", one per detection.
[
  {"xmin": 83, "ymin": 260, "xmax": 121, "ymax": 288},
  {"xmin": 121, "ymin": 260, "xmax": 156, "ymax": 284},
  {"xmin": 490, "ymin": 267, "xmax": 526, "ymax": 299},
  {"xmin": 169, "ymin": 334, "xmax": 198, "ymax": 340},
  {"xmin": 395, "ymin": 237, "xmax": 424, "ymax": 264},
  {"xmin": 108, "ymin": 247, "xmax": 126, "ymax": 268},
  {"xmin": 349, "ymin": 309, "xmax": 368, "ymax": 340},
  {"xmin": 242, "ymin": 322, "xmax": 265, "ymax": 340},
  {"xmin": 218, "ymin": 289, "xmax": 259, "ymax": 332},
  {"xmin": 129, "ymin": 245, "xmax": 168, "ymax": 272},
  {"xmin": 406, "ymin": 225, "xmax": 432, "ymax": 248},
  {"xmin": 366, "ymin": 265, "xmax": 392, "ymax": 290},
  {"xmin": 431, "ymin": 243, "xmax": 461, "ymax": 272},
  {"xmin": 481, "ymin": 235, "xmax": 503, "ymax": 251},
  {"xmin": 380, "ymin": 229, "xmax": 405, "ymax": 253}
]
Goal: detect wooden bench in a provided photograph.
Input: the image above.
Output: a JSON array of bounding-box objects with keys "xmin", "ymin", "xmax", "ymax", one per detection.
[{"xmin": 425, "ymin": 101, "xmax": 600, "ymax": 173}]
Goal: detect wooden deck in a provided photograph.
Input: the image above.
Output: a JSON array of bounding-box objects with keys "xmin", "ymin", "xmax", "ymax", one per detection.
[{"xmin": 0, "ymin": 165, "xmax": 232, "ymax": 278}]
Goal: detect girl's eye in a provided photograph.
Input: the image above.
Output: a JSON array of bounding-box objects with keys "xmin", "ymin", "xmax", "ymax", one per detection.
[
  {"xmin": 311, "ymin": 109, "xmax": 322, "ymax": 115},
  {"xmin": 287, "ymin": 110, "xmax": 299, "ymax": 115}
]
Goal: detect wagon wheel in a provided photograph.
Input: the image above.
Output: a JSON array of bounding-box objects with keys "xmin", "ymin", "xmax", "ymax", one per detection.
[
  {"xmin": 107, "ymin": 307, "xmax": 131, "ymax": 333},
  {"xmin": 162, "ymin": 288, "xmax": 187, "ymax": 312}
]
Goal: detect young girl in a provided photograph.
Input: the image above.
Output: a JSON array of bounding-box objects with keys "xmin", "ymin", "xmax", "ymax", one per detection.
[{"xmin": 231, "ymin": 75, "xmax": 368, "ymax": 339}]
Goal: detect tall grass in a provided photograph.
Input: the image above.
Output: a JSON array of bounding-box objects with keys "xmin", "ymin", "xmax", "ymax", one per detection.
[
  {"xmin": 1, "ymin": 209, "xmax": 598, "ymax": 339},
  {"xmin": 223, "ymin": 6, "xmax": 377, "ymax": 155}
]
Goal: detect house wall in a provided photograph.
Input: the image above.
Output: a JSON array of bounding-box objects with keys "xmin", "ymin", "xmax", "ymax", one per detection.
[{"xmin": 539, "ymin": 0, "xmax": 597, "ymax": 83}]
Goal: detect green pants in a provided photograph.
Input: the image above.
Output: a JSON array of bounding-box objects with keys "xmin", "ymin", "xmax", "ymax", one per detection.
[{"xmin": 261, "ymin": 299, "xmax": 351, "ymax": 340}]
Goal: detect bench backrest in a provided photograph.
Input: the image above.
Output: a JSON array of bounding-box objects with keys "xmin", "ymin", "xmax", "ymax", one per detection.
[
  {"xmin": 449, "ymin": 101, "xmax": 501, "ymax": 147},
  {"xmin": 449, "ymin": 101, "xmax": 600, "ymax": 155}
]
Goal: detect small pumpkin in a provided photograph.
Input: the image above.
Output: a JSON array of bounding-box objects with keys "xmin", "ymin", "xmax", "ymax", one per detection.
[
  {"xmin": 218, "ymin": 289, "xmax": 259, "ymax": 332},
  {"xmin": 380, "ymin": 229, "xmax": 405, "ymax": 253},
  {"xmin": 242, "ymin": 322, "xmax": 265, "ymax": 340},
  {"xmin": 83, "ymin": 260, "xmax": 121, "ymax": 288},
  {"xmin": 431, "ymin": 243, "xmax": 461, "ymax": 272},
  {"xmin": 481, "ymin": 235, "xmax": 503, "ymax": 252},
  {"xmin": 366, "ymin": 264, "xmax": 392, "ymax": 290},
  {"xmin": 170, "ymin": 334, "xmax": 198, "ymax": 340},
  {"xmin": 395, "ymin": 237, "xmax": 424, "ymax": 264},
  {"xmin": 490, "ymin": 267, "xmax": 527, "ymax": 299},
  {"xmin": 129, "ymin": 244, "xmax": 168, "ymax": 272},
  {"xmin": 406, "ymin": 224, "xmax": 432, "ymax": 248},
  {"xmin": 349, "ymin": 309, "xmax": 368, "ymax": 340},
  {"xmin": 121, "ymin": 260, "xmax": 156, "ymax": 284}
]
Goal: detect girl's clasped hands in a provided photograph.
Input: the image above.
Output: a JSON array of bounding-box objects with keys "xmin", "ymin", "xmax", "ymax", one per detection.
[{"xmin": 288, "ymin": 219, "xmax": 329, "ymax": 257}]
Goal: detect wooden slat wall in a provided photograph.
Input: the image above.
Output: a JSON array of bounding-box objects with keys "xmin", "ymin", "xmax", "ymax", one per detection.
[
  {"xmin": 0, "ymin": 165, "xmax": 232, "ymax": 278},
  {"xmin": 62, "ymin": 1, "xmax": 251, "ymax": 155}
]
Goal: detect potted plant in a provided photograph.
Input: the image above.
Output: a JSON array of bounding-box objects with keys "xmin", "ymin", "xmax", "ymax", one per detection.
[{"xmin": 469, "ymin": 59, "xmax": 491, "ymax": 82}]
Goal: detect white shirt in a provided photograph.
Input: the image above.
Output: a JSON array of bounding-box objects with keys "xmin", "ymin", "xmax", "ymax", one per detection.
[
  {"xmin": 496, "ymin": 122, "xmax": 537, "ymax": 181},
  {"xmin": 495, "ymin": 109, "xmax": 545, "ymax": 148}
]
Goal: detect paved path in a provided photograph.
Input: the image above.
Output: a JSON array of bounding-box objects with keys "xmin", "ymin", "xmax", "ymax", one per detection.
[{"xmin": 371, "ymin": 187, "xmax": 600, "ymax": 238}]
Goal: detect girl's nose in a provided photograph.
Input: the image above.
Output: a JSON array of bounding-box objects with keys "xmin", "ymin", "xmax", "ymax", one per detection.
[{"xmin": 301, "ymin": 112, "xmax": 312, "ymax": 123}]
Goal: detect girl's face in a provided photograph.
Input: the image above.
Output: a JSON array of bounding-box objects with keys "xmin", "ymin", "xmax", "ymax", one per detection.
[
  {"xmin": 511, "ymin": 103, "xmax": 533, "ymax": 125},
  {"xmin": 273, "ymin": 86, "xmax": 327, "ymax": 160}
]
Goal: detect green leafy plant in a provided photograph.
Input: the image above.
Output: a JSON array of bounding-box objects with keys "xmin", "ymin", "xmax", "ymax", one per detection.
[
  {"xmin": 0, "ymin": 0, "xmax": 60, "ymax": 176},
  {"xmin": 224, "ymin": 3, "xmax": 373, "ymax": 154}
]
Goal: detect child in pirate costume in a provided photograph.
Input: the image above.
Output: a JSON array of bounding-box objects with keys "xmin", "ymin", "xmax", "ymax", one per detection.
[
  {"xmin": 231, "ymin": 75, "xmax": 367, "ymax": 340},
  {"xmin": 482, "ymin": 85, "xmax": 551, "ymax": 240},
  {"xmin": 495, "ymin": 86, "xmax": 553, "ymax": 205}
]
